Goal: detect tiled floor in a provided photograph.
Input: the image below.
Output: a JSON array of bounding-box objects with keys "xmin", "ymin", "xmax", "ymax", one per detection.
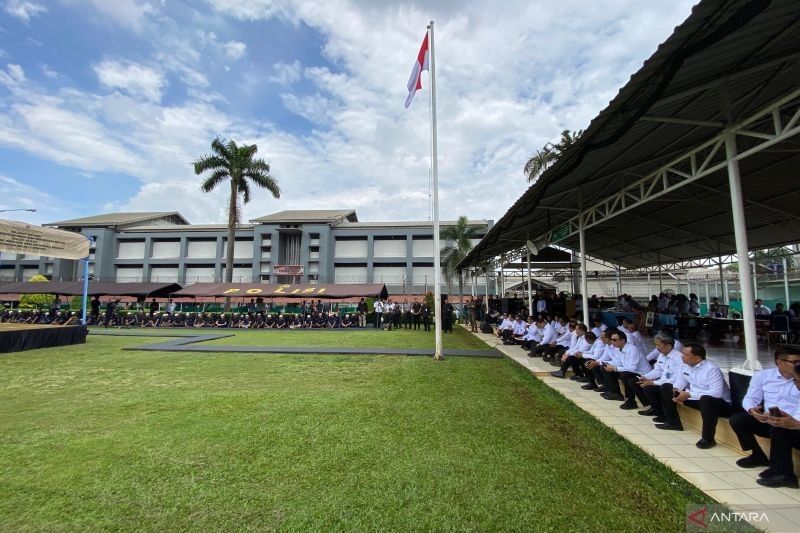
[{"xmin": 470, "ymin": 328, "xmax": 800, "ymax": 532}]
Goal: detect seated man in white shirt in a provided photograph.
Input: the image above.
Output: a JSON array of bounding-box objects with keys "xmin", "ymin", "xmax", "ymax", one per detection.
[
  {"xmin": 549, "ymin": 320, "xmax": 577, "ymax": 362},
  {"xmin": 730, "ymin": 346, "xmax": 800, "ymax": 469},
  {"xmin": 492, "ymin": 313, "xmax": 512, "ymax": 339},
  {"xmin": 759, "ymin": 354, "xmax": 800, "ymax": 488},
  {"xmin": 520, "ymin": 316, "xmax": 539, "ymax": 350},
  {"xmin": 509, "ymin": 315, "xmax": 527, "ymax": 345},
  {"xmin": 654, "ymin": 343, "xmax": 733, "ymax": 449},
  {"xmin": 631, "ymin": 334, "xmax": 684, "ymax": 414},
  {"xmin": 597, "ymin": 330, "xmax": 651, "ymax": 402},
  {"xmin": 583, "ymin": 331, "xmax": 612, "ymax": 390},
  {"xmin": 625, "ymin": 322, "xmax": 649, "ymax": 358},
  {"xmin": 643, "ymin": 330, "xmax": 683, "ymax": 363},
  {"xmin": 550, "ymin": 326, "xmax": 592, "ymax": 379},
  {"xmin": 529, "ymin": 318, "xmax": 557, "ymax": 359}
]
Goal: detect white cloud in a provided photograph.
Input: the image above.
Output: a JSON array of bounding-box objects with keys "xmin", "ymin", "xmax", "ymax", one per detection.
[
  {"xmin": 80, "ymin": 0, "xmax": 156, "ymax": 32},
  {"xmin": 269, "ymin": 60, "xmax": 301, "ymax": 85},
  {"xmin": 222, "ymin": 40, "xmax": 246, "ymax": 60},
  {"xmin": 93, "ymin": 59, "xmax": 166, "ymax": 102},
  {"xmin": 40, "ymin": 63, "xmax": 58, "ymax": 78},
  {"xmin": 0, "ymin": 175, "xmax": 72, "ymax": 226},
  {"xmin": 0, "ymin": 0, "xmax": 700, "ymax": 226},
  {"xmin": 3, "ymin": 0, "xmax": 47, "ymax": 22}
]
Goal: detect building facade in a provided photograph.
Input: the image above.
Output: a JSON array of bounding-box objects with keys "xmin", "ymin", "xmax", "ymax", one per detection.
[{"xmin": 0, "ymin": 210, "xmax": 493, "ymax": 294}]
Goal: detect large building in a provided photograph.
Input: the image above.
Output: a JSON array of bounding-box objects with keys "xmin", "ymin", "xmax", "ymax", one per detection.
[{"xmin": 0, "ymin": 210, "xmax": 493, "ymax": 294}]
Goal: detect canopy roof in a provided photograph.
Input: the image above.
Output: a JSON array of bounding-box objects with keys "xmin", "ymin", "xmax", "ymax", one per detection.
[
  {"xmin": 464, "ymin": 0, "xmax": 800, "ymax": 270},
  {"xmin": 173, "ymin": 283, "xmax": 389, "ymax": 300},
  {"xmin": 0, "ymin": 282, "xmax": 182, "ymax": 297}
]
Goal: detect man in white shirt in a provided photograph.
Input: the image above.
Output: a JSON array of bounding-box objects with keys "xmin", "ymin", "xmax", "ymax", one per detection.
[
  {"xmin": 549, "ymin": 320, "xmax": 577, "ymax": 362},
  {"xmin": 520, "ymin": 316, "xmax": 539, "ymax": 350},
  {"xmin": 730, "ymin": 346, "xmax": 800, "ymax": 469},
  {"xmin": 373, "ymin": 299, "xmax": 384, "ymax": 329},
  {"xmin": 625, "ymin": 323, "xmax": 648, "ymax": 358},
  {"xmin": 655, "ymin": 343, "xmax": 733, "ymax": 449},
  {"xmin": 630, "ymin": 334, "xmax": 683, "ymax": 414},
  {"xmin": 760, "ymin": 350, "xmax": 800, "ymax": 488},
  {"xmin": 643, "ymin": 330, "xmax": 683, "ymax": 362},
  {"xmin": 754, "ymin": 299, "xmax": 771, "ymax": 319},
  {"xmin": 510, "ymin": 315, "xmax": 527, "ymax": 345},
  {"xmin": 550, "ymin": 325, "xmax": 590, "ymax": 379},
  {"xmin": 529, "ymin": 318, "xmax": 556, "ymax": 359},
  {"xmin": 598, "ymin": 330, "xmax": 651, "ymax": 403},
  {"xmin": 584, "ymin": 330, "xmax": 614, "ymax": 391}
]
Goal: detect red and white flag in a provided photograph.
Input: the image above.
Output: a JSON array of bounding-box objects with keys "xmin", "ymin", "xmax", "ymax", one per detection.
[{"xmin": 405, "ymin": 32, "xmax": 429, "ymax": 108}]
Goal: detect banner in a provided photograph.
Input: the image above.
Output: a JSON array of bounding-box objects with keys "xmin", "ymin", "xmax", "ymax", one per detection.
[
  {"xmin": 273, "ymin": 265, "xmax": 304, "ymax": 276},
  {"xmin": 0, "ymin": 219, "xmax": 90, "ymax": 260}
]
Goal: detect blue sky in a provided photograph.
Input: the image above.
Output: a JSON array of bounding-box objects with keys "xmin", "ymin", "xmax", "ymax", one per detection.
[{"xmin": 0, "ymin": 0, "xmax": 697, "ymax": 226}]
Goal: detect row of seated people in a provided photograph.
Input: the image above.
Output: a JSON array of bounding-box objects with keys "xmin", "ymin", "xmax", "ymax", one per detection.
[
  {"xmin": 0, "ymin": 309, "xmax": 80, "ymax": 325},
  {"xmin": 496, "ymin": 311, "xmax": 800, "ymax": 488},
  {"xmin": 89, "ymin": 311, "xmax": 364, "ymax": 329}
]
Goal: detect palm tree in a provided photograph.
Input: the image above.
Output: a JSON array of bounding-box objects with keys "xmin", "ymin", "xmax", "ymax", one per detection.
[
  {"xmin": 441, "ymin": 216, "xmax": 480, "ymax": 311},
  {"xmin": 194, "ymin": 137, "xmax": 280, "ymax": 311},
  {"xmin": 524, "ymin": 129, "xmax": 583, "ymax": 183}
]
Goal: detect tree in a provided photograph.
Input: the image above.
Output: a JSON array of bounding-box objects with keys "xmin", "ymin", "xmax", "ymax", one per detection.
[
  {"xmin": 19, "ymin": 274, "xmax": 54, "ymax": 309},
  {"xmin": 441, "ymin": 216, "xmax": 480, "ymax": 311},
  {"xmin": 194, "ymin": 137, "xmax": 280, "ymax": 311},
  {"xmin": 524, "ymin": 129, "xmax": 583, "ymax": 184}
]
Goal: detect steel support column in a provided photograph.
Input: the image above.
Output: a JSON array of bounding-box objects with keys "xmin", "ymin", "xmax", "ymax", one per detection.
[
  {"xmin": 579, "ymin": 224, "xmax": 589, "ymax": 326},
  {"xmin": 526, "ymin": 251, "xmax": 533, "ymax": 316},
  {"xmin": 725, "ymin": 133, "xmax": 759, "ymax": 371}
]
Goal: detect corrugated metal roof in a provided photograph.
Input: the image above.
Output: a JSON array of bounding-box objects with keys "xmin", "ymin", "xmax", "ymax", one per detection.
[
  {"xmin": 46, "ymin": 212, "xmax": 189, "ymax": 228},
  {"xmin": 249, "ymin": 210, "xmax": 357, "ymax": 224},
  {"xmin": 464, "ymin": 0, "xmax": 800, "ymax": 270}
]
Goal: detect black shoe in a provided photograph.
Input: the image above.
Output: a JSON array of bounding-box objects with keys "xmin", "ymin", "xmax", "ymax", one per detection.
[
  {"xmin": 602, "ymin": 393, "xmax": 624, "ymax": 401},
  {"xmin": 696, "ymin": 439, "xmax": 716, "ymax": 449},
  {"xmin": 655, "ymin": 423, "xmax": 683, "ymax": 431},
  {"xmin": 575, "ymin": 376, "xmax": 590, "ymax": 383},
  {"xmin": 595, "ymin": 386, "xmax": 608, "ymax": 393},
  {"xmin": 653, "ymin": 416, "xmax": 665, "ymax": 423},
  {"xmin": 759, "ymin": 468, "xmax": 780, "ymax": 479},
  {"xmin": 581, "ymin": 383, "xmax": 597, "ymax": 390},
  {"xmin": 549, "ymin": 361, "xmax": 562, "ymax": 367},
  {"xmin": 569, "ymin": 375, "xmax": 583, "ymax": 381},
  {"xmin": 756, "ymin": 474, "xmax": 799, "ymax": 489},
  {"xmin": 620, "ymin": 400, "xmax": 638, "ymax": 410},
  {"xmin": 550, "ymin": 370, "xmax": 565, "ymax": 378},
  {"xmin": 638, "ymin": 408, "xmax": 656, "ymax": 416},
  {"xmin": 736, "ymin": 453, "xmax": 769, "ymax": 469}
]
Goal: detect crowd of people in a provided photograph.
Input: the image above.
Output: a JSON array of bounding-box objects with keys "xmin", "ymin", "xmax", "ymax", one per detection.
[{"xmin": 491, "ymin": 306, "xmax": 800, "ymax": 489}]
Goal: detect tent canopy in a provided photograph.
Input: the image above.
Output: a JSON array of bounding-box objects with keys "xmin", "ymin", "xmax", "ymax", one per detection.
[
  {"xmin": 172, "ymin": 283, "xmax": 389, "ymax": 300},
  {"xmin": 463, "ymin": 0, "xmax": 800, "ymax": 270},
  {"xmin": 0, "ymin": 281, "xmax": 182, "ymax": 298}
]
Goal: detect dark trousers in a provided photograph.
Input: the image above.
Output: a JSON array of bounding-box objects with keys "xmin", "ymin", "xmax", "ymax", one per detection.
[
  {"xmin": 522, "ymin": 339, "xmax": 537, "ymax": 351},
  {"xmin": 768, "ymin": 427, "xmax": 800, "ymax": 476},
  {"xmin": 729, "ymin": 412, "xmax": 771, "ymax": 455},
  {"xmin": 423, "ymin": 317, "xmax": 430, "ymax": 331},
  {"xmin": 532, "ymin": 343, "xmax": 553, "ymax": 358},
  {"xmin": 413, "ymin": 315, "xmax": 421, "ymax": 330},
  {"xmin": 644, "ymin": 383, "xmax": 671, "ymax": 417},
  {"xmin": 626, "ymin": 376, "xmax": 651, "ymax": 406},
  {"xmin": 443, "ymin": 319, "xmax": 452, "ymax": 333},
  {"xmin": 601, "ymin": 369, "xmax": 627, "ymax": 396},
  {"xmin": 374, "ymin": 312, "xmax": 381, "ymax": 329},
  {"xmin": 663, "ymin": 394, "xmax": 733, "ymax": 441},
  {"xmin": 559, "ymin": 355, "xmax": 586, "ymax": 376}
]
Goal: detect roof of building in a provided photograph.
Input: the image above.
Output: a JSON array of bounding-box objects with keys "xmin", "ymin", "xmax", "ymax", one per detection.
[
  {"xmin": 463, "ymin": 0, "xmax": 800, "ymax": 270},
  {"xmin": 337, "ymin": 220, "xmax": 491, "ymax": 230},
  {"xmin": 46, "ymin": 212, "xmax": 189, "ymax": 228},
  {"xmin": 123, "ymin": 224, "xmax": 255, "ymax": 233},
  {"xmin": 249, "ymin": 210, "xmax": 358, "ymax": 224}
]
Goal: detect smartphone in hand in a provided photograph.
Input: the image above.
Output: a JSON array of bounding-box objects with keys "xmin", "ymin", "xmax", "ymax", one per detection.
[{"xmin": 768, "ymin": 406, "xmax": 783, "ymax": 417}]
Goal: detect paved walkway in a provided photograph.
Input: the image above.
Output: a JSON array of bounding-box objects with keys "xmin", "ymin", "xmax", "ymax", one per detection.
[
  {"xmin": 89, "ymin": 329, "xmax": 502, "ymax": 358},
  {"xmin": 474, "ymin": 328, "xmax": 800, "ymax": 531}
]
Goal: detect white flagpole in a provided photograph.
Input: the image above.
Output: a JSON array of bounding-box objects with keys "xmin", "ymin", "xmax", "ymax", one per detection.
[{"xmin": 429, "ymin": 20, "xmax": 443, "ymax": 361}]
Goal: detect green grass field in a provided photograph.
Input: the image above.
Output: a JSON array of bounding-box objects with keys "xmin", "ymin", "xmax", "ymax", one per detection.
[{"xmin": 0, "ymin": 329, "xmax": 714, "ymax": 530}]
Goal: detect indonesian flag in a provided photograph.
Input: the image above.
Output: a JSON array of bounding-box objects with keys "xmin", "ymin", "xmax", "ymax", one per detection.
[{"xmin": 405, "ymin": 32, "xmax": 429, "ymax": 108}]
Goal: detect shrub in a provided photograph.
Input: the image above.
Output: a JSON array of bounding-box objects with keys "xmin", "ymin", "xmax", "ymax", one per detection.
[{"xmin": 19, "ymin": 274, "xmax": 55, "ymax": 310}]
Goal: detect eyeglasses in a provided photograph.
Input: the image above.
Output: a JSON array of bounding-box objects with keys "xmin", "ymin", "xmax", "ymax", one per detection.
[{"xmin": 610, "ymin": 337, "xmax": 622, "ymax": 341}]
